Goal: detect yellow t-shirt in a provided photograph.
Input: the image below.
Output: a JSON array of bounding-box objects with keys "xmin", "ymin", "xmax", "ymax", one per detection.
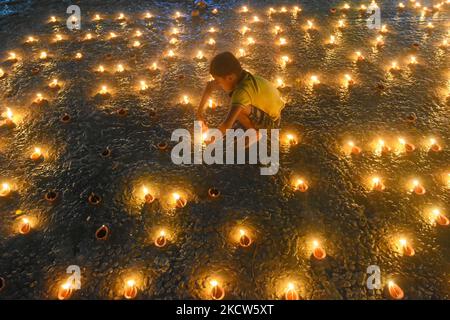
[{"xmin": 230, "ymin": 71, "xmax": 284, "ymax": 121}]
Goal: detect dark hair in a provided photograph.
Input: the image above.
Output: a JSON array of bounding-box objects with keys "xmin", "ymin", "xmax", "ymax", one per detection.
[{"xmin": 209, "ymin": 51, "xmax": 243, "ymax": 77}]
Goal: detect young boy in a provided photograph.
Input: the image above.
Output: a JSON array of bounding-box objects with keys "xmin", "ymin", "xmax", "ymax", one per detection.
[{"xmin": 196, "ymin": 52, "xmax": 284, "ymax": 136}]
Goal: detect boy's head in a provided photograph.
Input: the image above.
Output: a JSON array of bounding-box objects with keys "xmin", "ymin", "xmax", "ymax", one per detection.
[{"xmin": 210, "ymin": 52, "xmax": 243, "ymax": 92}]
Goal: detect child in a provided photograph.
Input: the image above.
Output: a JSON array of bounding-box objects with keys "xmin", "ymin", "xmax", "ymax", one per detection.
[{"xmin": 196, "ymin": 52, "xmax": 284, "ymax": 135}]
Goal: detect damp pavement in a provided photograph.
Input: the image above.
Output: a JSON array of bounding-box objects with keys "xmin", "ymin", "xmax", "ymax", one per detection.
[{"xmin": 0, "ymin": 0, "xmax": 449, "ymax": 299}]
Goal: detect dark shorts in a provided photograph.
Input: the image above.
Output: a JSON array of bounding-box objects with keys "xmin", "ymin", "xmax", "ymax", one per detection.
[{"xmin": 248, "ymin": 106, "xmax": 280, "ymax": 129}]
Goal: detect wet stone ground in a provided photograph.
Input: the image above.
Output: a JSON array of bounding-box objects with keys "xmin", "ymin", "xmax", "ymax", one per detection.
[{"xmin": 0, "ymin": 0, "xmax": 449, "ymax": 299}]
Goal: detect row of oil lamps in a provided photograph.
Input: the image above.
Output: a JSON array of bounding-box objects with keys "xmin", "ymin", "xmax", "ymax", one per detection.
[
  {"xmin": 54, "ymin": 276, "xmax": 410, "ymax": 300},
  {"xmin": 49, "ymin": 0, "xmax": 450, "ymax": 28},
  {"xmin": 52, "ymin": 224, "xmax": 445, "ymax": 300}
]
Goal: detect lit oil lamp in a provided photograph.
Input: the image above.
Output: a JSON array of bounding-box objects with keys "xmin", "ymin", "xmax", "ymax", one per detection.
[
  {"xmin": 208, "ymin": 27, "xmax": 217, "ymax": 33},
  {"xmin": 173, "ymin": 192, "xmax": 187, "ymax": 208},
  {"xmin": 33, "ymin": 93, "xmax": 45, "ymax": 104},
  {"xmin": 166, "ymin": 50, "xmax": 175, "ymax": 58},
  {"xmin": 116, "ymin": 64, "xmax": 125, "ymax": 73},
  {"xmin": 93, "ymin": 14, "xmax": 102, "ymax": 21},
  {"xmin": 375, "ymin": 35, "xmax": 384, "ymax": 47},
  {"xmin": 4, "ymin": 107, "xmax": 14, "ymax": 126},
  {"xmin": 109, "ymin": 32, "xmax": 118, "ymax": 39},
  {"xmin": 285, "ymin": 133, "xmax": 298, "ymax": 145},
  {"xmin": 348, "ymin": 141, "xmax": 361, "ymax": 155},
  {"xmin": 117, "ymin": 13, "xmax": 126, "ymax": 20},
  {"xmin": 54, "ymin": 34, "xmax": 63, "ymax": 42},
  {"xmin": 355, "ymin": 51, "xmax": 365, "ymax": 62},
  {"xmin": 431, "ymin": 209, "xmax": 449, "ymax": 226},
  {"xmin": 268, "ymin": 7, "xmax": 276, "ymax": 15},
  {"xmin": 294, "ymin": 179, "xmax": 309, "ymax": 192},
  {"xmin": 380, "ymin": 24, "xmax": 389, "ymax": 34},
  {"xmin": 306, "ymin": 20, "xmax": 315, "ymax": 30},
  {"xmin": 371, "ymin": 177, "xmax": 385, "ymax": 191},
  {"xmin": 96, "ymin": 65, "xmax": 105, "ymax": 73},
  {"xmin": 359, "ymin": 4, "xmax": 367, "ymax": 11},
  {"xmin": 280, "ymin": 55, "xmax": 290, "ymax": 68},
  {"xmin": 39, "ymin": 51, "xmax": 48, "ymax": 60},
  {"xmin": 150, "ymin": 62, "xmax": 159, "ymax": 71},
  {"xmin": 7, "ymin": 52, "xmax": 18, "ymax": 62},
  {"xmin": 246, "ymin": 37, "xmax": 255, "ymax": 45},
  {"xmin": 426, "ymin": 22, "xmax": 434, "ymax": 30},
  {"xmin": 327, "ymin": 35, "xmax": 336, "ymax": 45},
  {"xmin": 25, "ymin": 36, "xmax": 37, "ymax": 43},
  {"xmin": 398, "ymin": 2, "xmax": 405, "ymax": 9},
  {"xmin": 0, "ymin": 68, "xmax": 5, "ymax": 78},
  {"xmin": 284, "ymin": 283, "xmax": 299, "ymax": 300},
  {"xmin": 75, "ymin": 52, "xmax": 83, "ymax": 60},
  {"xmin": 337, "ymin": 20, "xmax": 345, "ymax": 29},
  {"xmin": 174, "ymin": 11, "xmax": 182, "ymax": 19},
  {"xmin": 311, "ymin": 240, "xmax": 326, "ymax": 260},
  {"xmin": 195, "ymin": 51, "xmax": 204, "ymax": 60},
  {"xmin": 376, "ymin": 139, "xmax": 391, "ymax": 154},
  {"xmin": 410, "ymin": 179, "xmax": 426, "ymax": 195},
  {"xmin": 398, "ymin": 238, "xmax": 415, "ymax": 256},
  {"xmin": 84, "ymin": 33, "xmax": 93, "ymax": 41},
  {"xmin": 390, "ymin": 61, "xmax": 400, "ymax": 71},
  {"xmin": 292, "ymin": 6, "xmax": 302, "ymax": 15},
  {"xmin": 276, "ymin": 78, "xmax": 285, "ymax": 88},
  {"xmin": 207, "ymin": 99, "xmax": 216, "ymax": 110},
  {"xmin": 252, "ymin": 15, "xmax": 260, "ymax": 23},
  {"xmin": 132, "ymin": 40, "xmax": 141, "ymax": 48},
  {"xmin": 169, "ymin": 37, "xmax": 178, "ymax": 45},
  {"xmin": 154, "ymin": 230, "xmax": 168, "ymax": 247},
  {"xmin": 278, "ymin": 37, "xmax": 287, "ymax": 46},
  {"xmin": 207, "ymin": 38, "xmax": 216, "ymax": 46},
  {"xmin": 49, "ymin": 16, "xmax": 57, "ymax": 23},
  {"xmin": 428, "ymin": 138, "xmax": 442, "ymax": 152},
  {"xmin": 280, "ymin": 6, "xmax": 288, "ymax": 13},
  {"xmin": 238, "ymin": 229, "xmax": 252, "ymax": 247},
  {"xmin": 19, "ymin": 217, "xmax": 31, "ymax": 234},
  {"xmin": 237, "ymin": 48, "xmax": 246, "ymax": 58},
  {"xmin": 124, "ymin": 279, "xmax": 138, "ymax": 299},
  {"xmin": 439, "ymin": 39, "xmax": 448, "ymax": 48},
  {"xmin": 49, "ymin": 78, "xmax": 60, "ymax": 89},
  {"xmin": 98, "ymin": 85, "xmax": 110, "ymax": 95},
  {"xmin": 139, "ymin": 80, "xmax": 148, "ymax": 92},
  {"xmin": 241, "ymin": 6, "xmax": 249, "ymax": 13},
  {"xmin": 409, "ymin": 55, "xmax": 418, "ymax": 65},
  {"xmin": 210, "ymin": 279, "xmax": 225, "ymax": 300},
  {"xmin": 342, "ymin": 3, "xmax": 350, "ymax": 11},
  {"xmin": 398, "ymin": 137, "xmax": 415, "ymax": 153},
  {"xmin": 142, "ymin": 186, "xmax": 154, "ymax": 203},
  {"xmin": 181, "ymin": 95, "xmax": 190, "ymax": 105},
  {"xmin": 58, "ymin": 281, "xmax": 73, "ymax": 300},
  {"xmin": 135, "ymin": 30, "xmax": 142, "ymax": 37},
  {"xmin": 212, "ymin": 8, "xmax": 218, "ymax": 14},
  {"xmin": 309, "ymin": 75, "xmax": 320, "ymax": 86},
  {"xmin": 0, "ymin": 183, "xmax": 11, "ymax": 197},
  {"xmin": 343, "ymin": 74, "xmax": 354, "ymax": 87},
  {"xmin": 388, "ymin": 281, "xmax": 404, "ymax": 300},
  {"xmin": 273, "ymin": 25, "xmax": 282, "ymax": 35},
  {"xmin": 240, "ymin": 26, "xmax": 250, "ymax": 35},
  {"xmin": 30, "ymin": 147, "xmax": 43, "ymax": 161}
]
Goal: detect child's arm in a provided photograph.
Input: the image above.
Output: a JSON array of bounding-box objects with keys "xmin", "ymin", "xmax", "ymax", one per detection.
[
  {"xmin": 196, "ymin": 80, "xmax": 217, "ymax": 123},
  {"xmin": 218, "ymin": 104, "xmax": 244, "ymax": 134}
]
